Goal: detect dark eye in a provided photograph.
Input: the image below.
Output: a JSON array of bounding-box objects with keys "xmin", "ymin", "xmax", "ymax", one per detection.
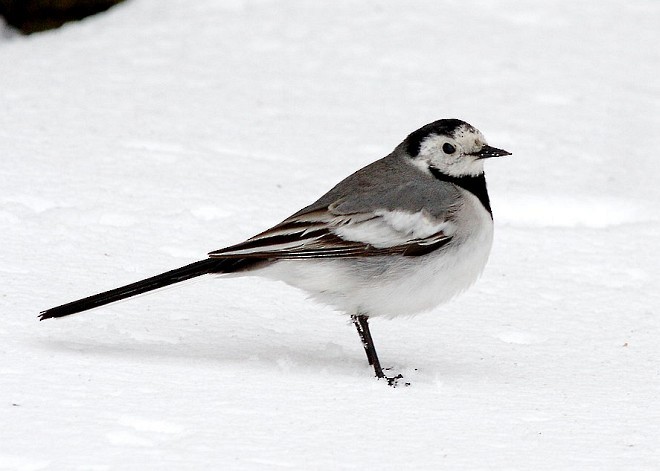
[{"xmin": 442, "ymin": 143, "xmax": 456, "ymax": 154}]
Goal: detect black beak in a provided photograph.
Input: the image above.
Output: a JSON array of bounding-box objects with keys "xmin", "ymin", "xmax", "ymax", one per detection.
[{"xmin": 471, "ymin": 145, "xmax": 512, "ymax": 159}]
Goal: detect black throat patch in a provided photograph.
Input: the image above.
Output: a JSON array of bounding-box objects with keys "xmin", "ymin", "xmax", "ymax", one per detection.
[{"xmin": 429, "ymin": 167, "xmax": 492, "ymax": 218}]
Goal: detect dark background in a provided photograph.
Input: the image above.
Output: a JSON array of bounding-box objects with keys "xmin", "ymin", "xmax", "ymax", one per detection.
[{"xmin": 0, "ymin": 0, "xmax": 125, "ymax": 33}]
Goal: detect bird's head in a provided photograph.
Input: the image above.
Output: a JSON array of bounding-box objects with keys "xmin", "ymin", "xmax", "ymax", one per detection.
[{"xmin": 404, "ymin": 119, "xmax": 511, "ymax": 177}]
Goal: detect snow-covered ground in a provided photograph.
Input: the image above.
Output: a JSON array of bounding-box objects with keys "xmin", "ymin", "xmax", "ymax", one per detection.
[{"xmin": 2, "ymin": 0, "xmax": 659, "ymax": 469}]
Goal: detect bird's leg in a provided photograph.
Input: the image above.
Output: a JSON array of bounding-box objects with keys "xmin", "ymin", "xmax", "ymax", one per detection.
[
  {"xmin": 351, "ymin": 314, "xmax": 403, "ymax": 386},
  {"xmin": 351, "ymin": 314, "xmax": 383, "ymax": 376}
]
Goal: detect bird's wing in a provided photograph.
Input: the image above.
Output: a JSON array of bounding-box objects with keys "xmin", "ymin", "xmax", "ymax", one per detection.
[
  {"xmin": 210, "ymin": 154, "xmax": 465, "ymax": 260},
  {"xmin": 208, "ymin": 206, "xmax": 456, "ymax": 260}
]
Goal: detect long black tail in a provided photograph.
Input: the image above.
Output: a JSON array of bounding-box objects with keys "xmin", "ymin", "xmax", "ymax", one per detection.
[{"xmin": 39, "ymin": 258, "xmax": 241, "ymax": 321}]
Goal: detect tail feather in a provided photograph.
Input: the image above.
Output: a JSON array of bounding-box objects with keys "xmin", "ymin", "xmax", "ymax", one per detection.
[{"xmin": 39, "ymin": 258, "xmax": 237, "ymax": 321}]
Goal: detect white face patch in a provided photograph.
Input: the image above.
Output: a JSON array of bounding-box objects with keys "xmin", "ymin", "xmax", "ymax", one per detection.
[{"xmin": 414, "ymin": 125, "xmax": 489, "ymax": 177}]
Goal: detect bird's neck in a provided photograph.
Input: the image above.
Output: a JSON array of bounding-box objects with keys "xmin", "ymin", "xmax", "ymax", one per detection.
[{"xmin": 429, "ymin": 167, "xmax": 492, "ymax": 217}]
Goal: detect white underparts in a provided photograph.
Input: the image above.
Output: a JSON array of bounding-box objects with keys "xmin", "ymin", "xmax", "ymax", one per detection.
[{"xmin": 252, "ymin": 190, "xmax": 493, "ymax": 319}]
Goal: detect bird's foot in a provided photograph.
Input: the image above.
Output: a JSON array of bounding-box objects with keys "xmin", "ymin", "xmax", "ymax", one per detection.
[{"xmin": 380, "ymin": 369, "xmax": 410, "ymax": 387}]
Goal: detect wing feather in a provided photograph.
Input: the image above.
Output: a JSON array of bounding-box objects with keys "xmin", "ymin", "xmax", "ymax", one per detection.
[{"xmin": 209, "ymin": 207, "xmax": 454, "ymax": 260}]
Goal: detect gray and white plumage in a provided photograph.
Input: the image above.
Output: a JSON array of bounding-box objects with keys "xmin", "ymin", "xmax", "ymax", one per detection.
[
  {"xmin": 209, "ymin": 119, "xmax": 508, "ymax": 318},
  {"xmin": 39, "ymin": 118, "xmax": 510, "ymax": 384}
]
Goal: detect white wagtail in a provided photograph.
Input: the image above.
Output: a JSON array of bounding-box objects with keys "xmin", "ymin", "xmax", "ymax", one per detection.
[{"xmin": 40, "ymin": 119, "xmax": 510, "ymax": 385}]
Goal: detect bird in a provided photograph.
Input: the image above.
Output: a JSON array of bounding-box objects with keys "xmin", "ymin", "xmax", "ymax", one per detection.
[{"xmin": 39, "ymin": 119, "xmax": 510, "ymax": 386}]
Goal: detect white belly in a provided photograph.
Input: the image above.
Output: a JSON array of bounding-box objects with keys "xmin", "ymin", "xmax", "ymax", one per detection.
[{"xmin": 252, "ymin": 190, "xmax": 493, "ymax": 318}]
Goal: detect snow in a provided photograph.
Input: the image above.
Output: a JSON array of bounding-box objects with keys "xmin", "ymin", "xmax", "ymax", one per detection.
[{"xmin": 1, "ymin": 0, "xmax": 659, "ymax": 469}]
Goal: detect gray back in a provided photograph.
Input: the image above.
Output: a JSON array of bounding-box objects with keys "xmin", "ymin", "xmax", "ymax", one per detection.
[{"xmin": 293, "ymin": 144, "xmax": 462, "ymax": 219}]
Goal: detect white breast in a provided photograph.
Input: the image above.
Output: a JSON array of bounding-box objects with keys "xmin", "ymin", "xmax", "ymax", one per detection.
[{"xmin": 252, "ymin": 189, "xmax": 493, "ymax": 319}]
